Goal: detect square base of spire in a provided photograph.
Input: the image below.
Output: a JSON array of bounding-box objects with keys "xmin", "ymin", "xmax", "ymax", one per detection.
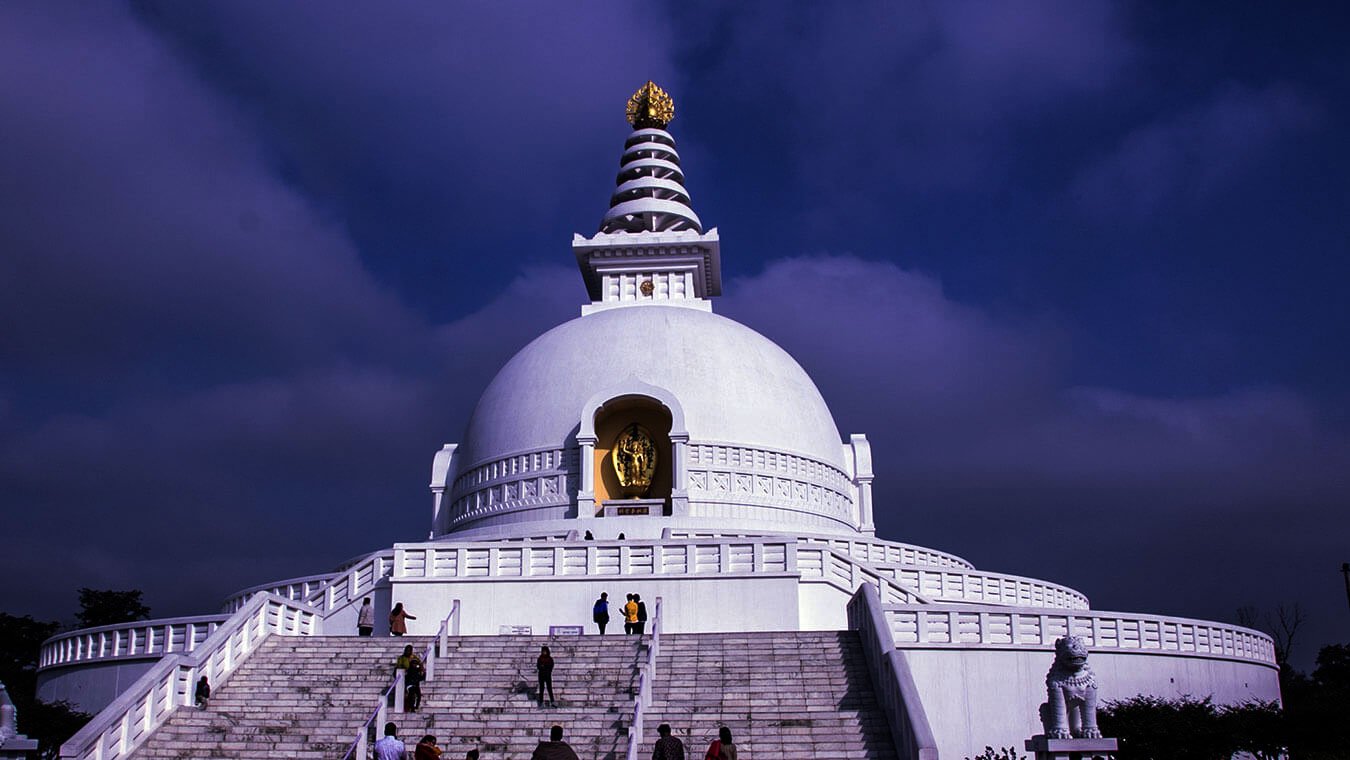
[{"xmin": 573, "ymin": 228, "xmax": 721, "ymax": 311}]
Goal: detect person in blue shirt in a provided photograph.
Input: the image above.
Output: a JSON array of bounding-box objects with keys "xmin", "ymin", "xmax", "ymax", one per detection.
[
  {"xmin": 375, "ymin": 722, "xmax": 408, "ymax": 760},
  {"xmin": 592, "ymin": 592, "xmax": 610, "ymax": 635}
]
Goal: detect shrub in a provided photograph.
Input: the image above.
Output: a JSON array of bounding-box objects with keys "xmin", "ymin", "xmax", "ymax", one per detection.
[{"xmin": 966, "ymin": 747, "xmax": 1026, "ymax": 760}]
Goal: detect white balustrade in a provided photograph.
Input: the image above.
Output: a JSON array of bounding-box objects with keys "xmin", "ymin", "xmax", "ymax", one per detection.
[
  {"xmin": 392, "ymin": 538, "xmax": 796, "ymax": 581},
  {"xmin": 666, "ymin": 529, "xmax": 975, "ymax": 569},
  {"xmin": 389, "ymin": 537, "xmax": 929, "ymax": 605},
  {"xmin": 219, "ymin": 549, "xmax": 396, "ymax": 613},
  {"xmin": 883, "ymin": 603, "xmax": 1278, "ymax": 666},
  {"xmin": 666, "ymin": 529, "xmax": 1088, "ymax": 609},
  {"xmin": 59, "ymin": 594, "xmax": 320, "ymax": 760},
  {"xmin": 794, "ymin": 545, "xmax": 928, "ymax": 604},
  {"xmin": 40, "ymin": 616, "xmax": 230, "ymax": 670},
  {"xmin": 847, "ymin": 586, "xmax": 939, "ymax": 760},
  {"xmin": 885, "ymin": 565, "xmax": 1090, "ymax": 610},
  {"xmin": 46, "ymin": 550, "xmax": 397, "ymax": 673}
]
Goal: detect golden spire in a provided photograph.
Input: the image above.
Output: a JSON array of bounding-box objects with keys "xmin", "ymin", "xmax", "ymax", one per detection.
[{"xmin": 625, "ymin": 81, "xmax": 675, "ymax": 129}]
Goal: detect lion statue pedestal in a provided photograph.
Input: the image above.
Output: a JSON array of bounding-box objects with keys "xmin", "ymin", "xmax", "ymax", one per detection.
[{"xmin": 1024, "ymin": 636, "xmax": 1118, "ymax": 760}]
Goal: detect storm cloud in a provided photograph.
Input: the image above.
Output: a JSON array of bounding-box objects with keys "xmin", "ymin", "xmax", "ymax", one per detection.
[{"xmin": 2, "ymin": 2, "xmax": 1347, "ymax": 669}]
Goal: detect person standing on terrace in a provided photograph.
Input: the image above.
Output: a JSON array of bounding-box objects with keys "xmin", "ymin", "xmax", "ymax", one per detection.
[
  {"xmin": 358, "ymin": 597, "xmax": 375, "ymax": 637},
  {"xmin": 389, "ymin": 602, "xmax": 416, "ymax": 636}
]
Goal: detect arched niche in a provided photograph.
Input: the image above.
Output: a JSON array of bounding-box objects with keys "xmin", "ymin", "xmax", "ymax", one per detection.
[
  {"xmin": 575, "ymin": 379, "xmax": 689, "ymax": 518},
  {"xmin": 594, "ymin": 397, "xmax": 674, "ymax": 509}
]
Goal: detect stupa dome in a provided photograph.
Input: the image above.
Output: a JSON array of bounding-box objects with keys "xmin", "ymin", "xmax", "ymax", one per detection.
[
  {"xmin": 437, "ymin": 303, "xmax": 863, "ymax": 537},
  {"xmin": 459, "ymin": 305, "xmax": 845, "ymax": 471}
]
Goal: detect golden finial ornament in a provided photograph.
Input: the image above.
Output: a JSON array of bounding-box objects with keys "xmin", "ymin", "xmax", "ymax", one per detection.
[{"xmin": 626, "ymin": 81, "xmax": 675, "ymax": 129}]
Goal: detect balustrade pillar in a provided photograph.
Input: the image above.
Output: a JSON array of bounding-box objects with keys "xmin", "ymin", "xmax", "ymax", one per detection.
[
  {"xmin": 576, "ymin": 436, "xmax": 596, "ymax": 518},
  {"xmin": 670, "ymin": 435, "xmax": 690, "ymax": 516},
  {"xmin": 857, "ymin": 476, "xmax": 875, "ymax": 535}
]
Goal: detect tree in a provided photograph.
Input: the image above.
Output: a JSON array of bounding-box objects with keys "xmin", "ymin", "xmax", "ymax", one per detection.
[
  {"xmin": 0, "ymin": 613, "xmax": 59, "ymax": 692},
  {"xmin": 1098, "ymin": 695, "xmax": 1232, "ymax": 759},
  {"xmin": 1312, "ymin": 643, "xmax": 1350, "ymax": 690},
  {"xmin": 1237, "ymin": 603, "xmax": 1306, "ymax": 684},
  {"xmin": 25, "ymin": 700, "xmax": 91, "ymax": 760},
  {"xmin": 1220, "ymin": 701, "xmax": 1285, "ymax": 760},
  {"xmin": 0, "ymin": 613, "xmax": 90, "ymax": 760},
  {"xmin": 75, "ymin": 588, "xmax": 150, "ymax": 629},
  {"xmin": 1282, "ymin": 642, "xmax": 1350, "ymax": 759}
]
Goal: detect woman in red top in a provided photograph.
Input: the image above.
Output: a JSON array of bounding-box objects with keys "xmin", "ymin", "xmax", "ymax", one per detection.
[
  {"xmin": 704, "ymin": 726, "xmax": 737, "ymax": 760},
  {"xmin": 389, "ymin": 602, "xmax": 417, "ymax": 636},
  {"xmin": 414, "ymin": 734, "xmax": 442, "ymax": 760}
]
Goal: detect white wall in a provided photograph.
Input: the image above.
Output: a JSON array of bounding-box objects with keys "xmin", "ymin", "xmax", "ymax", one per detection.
[
  {"xmin": 798, "ymin": 582, "xmax": 850, "ymax": 630},
  {"xmin": 390, "ymin": 574, "xmax": 800, "ymax": 636},
  {"xmin": 36, "ymin": 659, "xmax": 158, "ymax": 715},
  {"xmin": 902, "ymin": 648, "xmax": 1281, "ymax": 759}
]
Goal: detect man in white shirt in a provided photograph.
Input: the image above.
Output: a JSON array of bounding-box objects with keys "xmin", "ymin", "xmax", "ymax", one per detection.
[
  {"xmin": 374, "ymin": 721, "xmax": 408, "ymax": 760},
  {"xmin": 357, "ymin": 597, "xmax": 375, "ymax": 637}
]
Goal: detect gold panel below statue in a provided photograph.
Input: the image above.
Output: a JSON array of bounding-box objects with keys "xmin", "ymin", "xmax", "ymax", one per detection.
[{"xmin": 612, "ymin": 423, "xmax": 657, "ymax": 498}]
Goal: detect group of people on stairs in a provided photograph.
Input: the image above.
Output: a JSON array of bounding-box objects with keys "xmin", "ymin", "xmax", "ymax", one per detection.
[
  {"xmin": 358, "ymin": 597, "xmax": 418, "ymax": 637},
  {"xmin": 360, "ymin": 596, "xmax": 740, "ymax": 759},
  {"xmin": 373, "ymin": 722, "xmax": 478, "ymax": 760},
  {"xmin": 375, "ymin": 722, "xmax": 738, "ymax": 760},
  {"xmin": 589, "ymin": 591, "xmax": 648, "ymax": 635}
]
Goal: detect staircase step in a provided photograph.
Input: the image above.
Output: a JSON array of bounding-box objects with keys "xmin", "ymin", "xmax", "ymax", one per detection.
[{"xmin": 129, "ymin": 630, "xmax": 896, "ymax": 759}]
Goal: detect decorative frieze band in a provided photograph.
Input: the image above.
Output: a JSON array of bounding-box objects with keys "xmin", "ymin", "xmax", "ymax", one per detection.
[
  {"xmin": 448, "ymin": 447, "xmax": 577, "ymax": 528},
  {"xmin": 686, "ymin": 443, "xmax": 854, "ymax": 520}
]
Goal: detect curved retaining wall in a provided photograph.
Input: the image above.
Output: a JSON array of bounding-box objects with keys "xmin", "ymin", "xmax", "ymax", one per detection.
[
  {"xmin": 36, "ymin": 615, "xmax": 229, "ymax": 714},
  {"xmin": 880, "ymin": 601, "xmax": 1279, "ymax": 758},
  {"xmin": 904, "ymin": 647, "xmax": 1280, "ymax": 759}
]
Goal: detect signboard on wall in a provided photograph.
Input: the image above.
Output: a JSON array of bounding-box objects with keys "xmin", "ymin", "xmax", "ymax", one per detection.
[
  {"xmin": 549, "ymin": 625, "xmax": 584, "ymax": 636},
  {"xmin": 498, "ymin": 625, "xmax": 532, "ymax": 635}
]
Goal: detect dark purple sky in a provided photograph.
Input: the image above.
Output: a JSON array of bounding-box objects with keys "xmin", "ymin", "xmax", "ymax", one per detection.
[{"xmin": 2, "ymin": 3, "xmax": 1347, "ymax": 667}]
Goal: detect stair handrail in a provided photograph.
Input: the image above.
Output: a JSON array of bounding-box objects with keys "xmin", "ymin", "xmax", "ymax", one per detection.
[
  {"xmin": 220, "ymin": 547, "xmax": 396, "ymax": 614},
  {"xmin": 59, "ymin": 593, "xmax": 320, "ymax": 760},
  {"xmin": 625, "ymin": 596, "xmax": 662, "ymax": 760},
  {"xmin": 848, "ymin": 585, "xmax": 939, "ymax": 760},
  {"xmin": 342, "ymin": 666, "xmax": 404, "ymax": 760},
  {"xmin": 797, "ymin": 545, "xmax": 932, "ymax": 605},
  {"xmin": 343, "ymin": 600, "xmax": 460, "ymax": 760}
]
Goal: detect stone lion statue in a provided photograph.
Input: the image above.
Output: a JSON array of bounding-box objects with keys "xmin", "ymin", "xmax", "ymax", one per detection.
[{"xmin": 1039, "ymin": 635, "xmax": 1103, "ymax": 739}]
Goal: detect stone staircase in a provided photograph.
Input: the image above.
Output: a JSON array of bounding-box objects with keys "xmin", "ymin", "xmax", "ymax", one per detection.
[
  {"xmin": 394, "ymin": 634, "xmax": 644, "ymax": 759},
  {"xmin": 132, "ymin": 636, "xmax": 431, "ymax": 759},
  {"xmin": 640, "ymin": 631, "xmax": 898, "ymax": 760},
  {"xmin": 128, "ymin": 634, "xmax": 644, "ymax": 759},
  {"xmin": 128, "ymin": 630, "xmax": 895, "ymax": 759}
]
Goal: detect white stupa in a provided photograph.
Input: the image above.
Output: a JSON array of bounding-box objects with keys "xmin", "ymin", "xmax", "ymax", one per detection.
[{"xmin": 38, "ymin": 82, "xmax": 1280, "ymax": 759}]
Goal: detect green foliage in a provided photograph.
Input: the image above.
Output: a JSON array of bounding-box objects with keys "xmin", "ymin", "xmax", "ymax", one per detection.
[
  {"xmin": 26, "ymin": 700, "xmax": 92, "ymax": 760},
  {"xmin": 1100, "ymin": 695, "xmax": 1230, "ymax": 760},
  {"xmin": 965, "ymin": 747, "xmax": 1025, "ymax": 760},
  {"xmin": 1219, "ymin": 700, "xmax": 1284, "ymax": 760},
  {"xmin": 1099, "ymin": 695, "xmax": 1285, "ymax": 760},
  {"xmin": 0, "ymin": 613, "xmax": 59, "ymax": 696},
  {"xmin": 75, "ymin": 588, "xmax": 151, "ymax": 629}
]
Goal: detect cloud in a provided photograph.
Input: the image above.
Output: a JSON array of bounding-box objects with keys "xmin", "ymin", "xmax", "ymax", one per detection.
[
  {"xmin": 724, "ymin": 256, "xmax": 1350, "ymax": 658},
  {"xmin": 1070, "ymin": 83, "xmax": 1321, "ymax": 218},
  {"xmin": 671, "ymin": 0, "xmax": 1134, "ymax": 195},
  {"xmin": 134, "ymin": 2, "xmax": 683, "ymax": 290},
  {"xmin": 0, "ymin": 264, "xmax": 578, "ymax": 619},
  {"xmin": 726, "ymin": 257, "xmax": 1347, "ymax": 494},
  {"xmin": 0, "ymin": 3, "xmax": 419, "ymax": 376}
]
